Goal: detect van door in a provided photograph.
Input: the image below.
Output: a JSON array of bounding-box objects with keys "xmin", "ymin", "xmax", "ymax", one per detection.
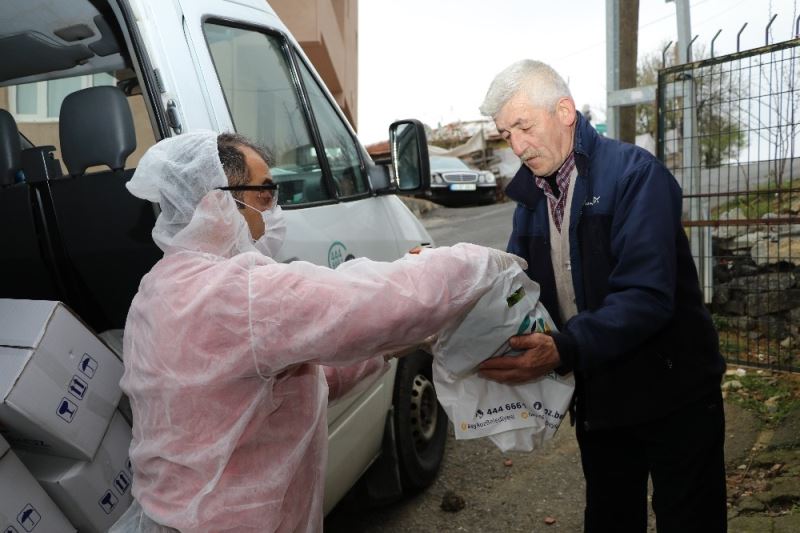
[
  {"xmin": 134, "ymin": 0, "xmax": 408, "ymax": 510},
  {"xmin": 140, "ymin": 0, "xmax": 408, "ymax": 267}
]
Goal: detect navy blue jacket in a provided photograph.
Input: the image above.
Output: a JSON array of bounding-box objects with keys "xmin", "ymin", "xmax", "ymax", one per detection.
[{"xmin": 505, "ymin": 112, "xmax": 725, "ymax": 430}]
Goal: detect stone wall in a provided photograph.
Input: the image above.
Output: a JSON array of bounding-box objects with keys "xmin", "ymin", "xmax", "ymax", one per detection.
[{"xmin": 711, "ymin": 207, "xmax": 800, "ymax": 357}]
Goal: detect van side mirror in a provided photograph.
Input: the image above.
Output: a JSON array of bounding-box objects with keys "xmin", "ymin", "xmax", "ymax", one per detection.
[{"xmin": 390, "ymin": 119, "xmax": 429, "ymax": 191}]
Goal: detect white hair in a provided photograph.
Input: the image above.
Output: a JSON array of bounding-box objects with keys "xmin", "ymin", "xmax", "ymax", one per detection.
[{"xmin": 479, "ymin": 59, "xmax": 572, "ymax": 117}]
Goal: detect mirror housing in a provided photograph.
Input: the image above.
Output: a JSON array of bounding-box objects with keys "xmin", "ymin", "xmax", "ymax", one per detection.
[
  {"xmin": 367, "ymin": 163, "xmax": 391, "ymax": 192},
  {"xmin": 389, "ymin": 119, "xmax": 429, "ymax": 191}
]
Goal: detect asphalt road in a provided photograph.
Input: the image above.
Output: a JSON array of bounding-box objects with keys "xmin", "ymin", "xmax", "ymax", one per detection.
[
  {"xmin": 422, "ymin": 201, "xmax": 516, "ymax": 250},
  {"xmin": 325, "ymin": 201, "xmax": 602, "ymax": 532}
]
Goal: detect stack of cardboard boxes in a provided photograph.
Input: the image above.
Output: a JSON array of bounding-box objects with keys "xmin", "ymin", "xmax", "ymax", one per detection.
[{"xmin": 0, "ymin": 299, "xmax": 133, "ymax": 532}]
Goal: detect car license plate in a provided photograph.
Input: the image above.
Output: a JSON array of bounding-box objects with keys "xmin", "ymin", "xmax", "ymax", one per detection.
[{"xmin": 449, "ymin": 183, "xmax": 476, "ymax": 191}]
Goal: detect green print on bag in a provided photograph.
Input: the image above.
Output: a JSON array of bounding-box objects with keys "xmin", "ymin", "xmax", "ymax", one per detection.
[{"xmin": 506, "ymin": 286, "xmax": 525, "ymax": 307}]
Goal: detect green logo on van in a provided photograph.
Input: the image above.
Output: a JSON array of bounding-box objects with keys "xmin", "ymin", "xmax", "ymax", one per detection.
[{"xmin": 328, "ymin": 241, "xmax": 348, "ymax": 268}]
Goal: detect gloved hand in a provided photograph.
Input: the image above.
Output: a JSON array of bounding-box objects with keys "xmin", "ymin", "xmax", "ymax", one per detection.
[
  {"xmin": 487, "ymin": 248, "xmax": 528, "ymax": 272},
  {"xmin": 418, "ymin": 334, "xmax": 438, "ymax": 355},
  {"xmin": 384, "ymin": 334, "xmax": 438, "ymax": 361}
]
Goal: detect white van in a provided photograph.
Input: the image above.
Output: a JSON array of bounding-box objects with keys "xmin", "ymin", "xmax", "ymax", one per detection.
[{"xmin": 0, "ymin": 0, "xmax": 442, "ymax": 517}]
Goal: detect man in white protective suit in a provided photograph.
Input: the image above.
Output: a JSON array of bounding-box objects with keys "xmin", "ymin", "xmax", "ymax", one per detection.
[{"xmin": 111, "ymin": 130, "xmax": 524, "ymax": 533}]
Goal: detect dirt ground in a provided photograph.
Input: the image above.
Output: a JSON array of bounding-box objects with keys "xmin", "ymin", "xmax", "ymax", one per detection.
[
  {"xmin": 326, "ymin": 418, "xmax": 599, "ymax": 532},
  {"xmin": 325, "ymin": 371, "xmax": 800, "ymax": 533}
]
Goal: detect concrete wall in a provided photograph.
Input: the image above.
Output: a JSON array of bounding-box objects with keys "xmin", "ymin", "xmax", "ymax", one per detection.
[{"xmin": 270, "ymin": 0, "xmax": 358, "ymax": 129}]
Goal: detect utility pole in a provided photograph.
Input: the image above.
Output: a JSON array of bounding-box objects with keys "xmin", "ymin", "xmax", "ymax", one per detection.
[
  {"xmin": 618, "ymin": 0, "xmax": 639, "ymax": 144},
  {"xmin": 605, "ymin": 0, "xmax": 620, "ymax": 139},
  {"xmin": 606, "ymin": 0, "xmax": 647, "ymax": 141}
]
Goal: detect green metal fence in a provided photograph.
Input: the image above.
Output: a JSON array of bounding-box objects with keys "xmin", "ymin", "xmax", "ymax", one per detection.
[{"xmin": 657, "ymin": 38, "xmax": 800, "ymax": 372}]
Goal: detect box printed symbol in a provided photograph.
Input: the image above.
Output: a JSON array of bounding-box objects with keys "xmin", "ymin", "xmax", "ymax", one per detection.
[
  {"xmin": 68, "ymin": 375, "xmax": 88, "ymax": 400},
  {"xmin": 16, "ymin": 504, "xmax": 40, "ymax": 532},
  {"xmin": 98, "ymin": 490, "xmax": 119, "ymax": 514},
  {"xmin": 78, "ymin": 353, "xmax": 98, "ymax": 378},
  {"xmin": 5, "ymin": 526, "xmax": 19, "ymax": 533},
  {"xmin": 56, "ymin": 397, "xmax": 78, "ymax": 423},
  {"xmin": 114, "ymin": 470, "xmax": 131, "ymax": 495}
]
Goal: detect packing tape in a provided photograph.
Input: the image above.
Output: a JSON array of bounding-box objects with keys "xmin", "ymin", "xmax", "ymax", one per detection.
[
  {"xmin": 94, "ymin": 419, "xmax": 134, "ymax": 497},
  {"xmin": 95, "ymin": 444, "xmax": 118, "ymax": 485}
]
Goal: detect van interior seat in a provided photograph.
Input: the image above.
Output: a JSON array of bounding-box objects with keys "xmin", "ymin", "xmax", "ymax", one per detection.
[
  {"xmin": 47, "ymin": 85, "xmax": 162, "ymax": 332},
  {"xmin": 60, "ymin": 85, "xmax": 136, "ymax": 176},
  {"xmin": 0, "ymin": 109, "xmax": 22, "ymax": 186},
  {"xmin": 0, "ymin": 109, "xmax": 63, "ymax": 300}
]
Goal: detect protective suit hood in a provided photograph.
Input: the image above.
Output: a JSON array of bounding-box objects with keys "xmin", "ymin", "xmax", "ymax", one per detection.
[{"xmin": 126, "ymin": 130, "xmax": 256, "ymax": 257}]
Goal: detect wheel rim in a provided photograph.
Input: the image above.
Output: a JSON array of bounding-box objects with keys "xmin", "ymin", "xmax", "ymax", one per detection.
[{"xmin": 409, "ymin": 373, "xmax": 437, "ymax": 450}]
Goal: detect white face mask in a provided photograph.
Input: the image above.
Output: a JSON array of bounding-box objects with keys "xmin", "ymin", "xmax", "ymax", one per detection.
[{"xmin": 236, "ymin": 200, "xmax": 287, "ymax": 258}]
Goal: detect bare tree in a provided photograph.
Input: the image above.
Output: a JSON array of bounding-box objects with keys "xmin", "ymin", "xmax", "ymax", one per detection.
[
  {"xmin": 761, "ymin": 4, "xmax": 799, "ymax": 192},
  {"xmin": 712, "ymin": 3, "xmax": 800, "ymax": 193},
  {"xmin": 637, "ymin": 44, "xmax": 748, "ymax": 167}
]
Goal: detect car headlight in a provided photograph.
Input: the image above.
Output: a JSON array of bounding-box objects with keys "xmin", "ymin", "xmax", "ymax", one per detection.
[
  {"xmin": 431, "ymin": 173, "xmax": 443, "ymax": 185},
  {"xmin": 481, "ymin": 171, "xmax": 496, "ymax": 184}
]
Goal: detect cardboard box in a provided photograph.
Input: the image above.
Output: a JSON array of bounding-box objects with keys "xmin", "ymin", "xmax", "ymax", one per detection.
[
  {"xmin": 0, "ymin": 299, "xmax": 124, "ymax": 460},
  {"xmin": 16, "ymin": 411, "xmax": 133, "ymax": 533},
  {"xmin": 0, "ymin": 435, "xmax": 76, "ymax": 533}
]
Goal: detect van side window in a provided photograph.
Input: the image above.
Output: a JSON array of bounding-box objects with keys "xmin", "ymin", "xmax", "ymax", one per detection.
[
  {"xmin": 297, "ymin": 60, "xmax": 368, "ymax": 198},
  {"xmin": 203, "ymin": 22, "xmax": 332, "ymax": 206}
]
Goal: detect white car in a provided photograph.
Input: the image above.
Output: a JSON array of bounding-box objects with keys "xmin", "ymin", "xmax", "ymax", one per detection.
[{"xmin": 422, "ymin": 155, "xmax": 497, "ymax": 206}]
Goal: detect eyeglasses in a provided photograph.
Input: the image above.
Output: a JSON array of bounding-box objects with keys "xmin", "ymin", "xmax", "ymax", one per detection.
[
  {"xmin": 217, "ymin": 183, "xmax": 279, "ymax": 209},
  {"xmin": 216, "ymin": 183, "xmax": 279, "ymax": 193}
]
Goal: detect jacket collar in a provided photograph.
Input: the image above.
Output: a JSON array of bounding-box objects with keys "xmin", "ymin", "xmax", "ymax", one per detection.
[{"xmin": 504, "ymin": 111, "xmax": 596, "ymax": 208}]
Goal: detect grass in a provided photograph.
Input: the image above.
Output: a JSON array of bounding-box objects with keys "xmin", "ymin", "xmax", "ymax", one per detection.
[
  {"xmin": 714, "ymin": 320, "xmax": 798, "ymax": 370},
  {"xmin": 710, "ymin": 177, "xmax": 799, "ymax": 220},
  {"xmin": 724, "ymin": 371, "xmax": 800, "ymax": 427}
]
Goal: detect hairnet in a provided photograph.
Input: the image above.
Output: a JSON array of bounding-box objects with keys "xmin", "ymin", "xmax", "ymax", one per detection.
[{"xmin": 126, "ymin": 130, "xmax": 255, "ymax": 256}]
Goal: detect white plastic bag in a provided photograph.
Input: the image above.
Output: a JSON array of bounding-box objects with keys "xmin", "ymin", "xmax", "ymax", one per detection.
[{"xmin": 432, "ymin": 263, "xmax": 575, "ymax": 452}]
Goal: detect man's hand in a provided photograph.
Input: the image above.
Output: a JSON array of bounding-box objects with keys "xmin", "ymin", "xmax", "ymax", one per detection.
[{"xmin": 478, "ymin": 333, "xmax": 560, "ymax": 384}]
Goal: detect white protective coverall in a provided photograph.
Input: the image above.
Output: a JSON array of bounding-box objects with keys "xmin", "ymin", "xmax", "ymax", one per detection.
[{"xmin": 112, "ymin": 131, "xmax": 525, "ymax": 532}]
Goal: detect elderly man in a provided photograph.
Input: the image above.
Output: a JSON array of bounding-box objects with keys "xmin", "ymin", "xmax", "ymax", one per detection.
[
  {"xmin": 112, "ymin": 130, "xmax": 524, "ymax": 533},
  {"xmin": 478, "ymin": 60, "xmax": 727, "ymax": 532}
]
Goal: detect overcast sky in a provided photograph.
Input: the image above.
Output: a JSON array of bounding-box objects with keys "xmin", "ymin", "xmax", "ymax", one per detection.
[{"xmin": 357, "ymin": 0, "xmax": 799, "ymax": 144}]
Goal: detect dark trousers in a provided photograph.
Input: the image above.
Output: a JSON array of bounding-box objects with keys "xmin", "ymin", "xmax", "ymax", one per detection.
[{"xmin": 576, "ymin": 391, "xmax": 727, "ymax": 533}]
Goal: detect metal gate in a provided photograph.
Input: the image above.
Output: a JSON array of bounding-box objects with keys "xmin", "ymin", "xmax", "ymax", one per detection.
[{"xmin": 657, "ymin": 38, "xmax": 800, "ymax": 372}]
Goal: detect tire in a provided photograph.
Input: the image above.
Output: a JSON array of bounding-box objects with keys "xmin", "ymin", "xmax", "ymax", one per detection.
[{"xmin": 392, "ymin": 350, "xmax": 448, "ymax": 493}]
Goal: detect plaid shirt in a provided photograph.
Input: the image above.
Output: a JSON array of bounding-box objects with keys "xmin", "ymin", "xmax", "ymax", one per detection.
[{"xmin": 534, "ymin": 152, "xmax": 575, "ymax": 232}]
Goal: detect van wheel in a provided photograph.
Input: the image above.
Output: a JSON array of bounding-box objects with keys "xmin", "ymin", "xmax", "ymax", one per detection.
[{"xmin": 393, "ymin": 351, "xmax": 447, "ymax": 492}]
